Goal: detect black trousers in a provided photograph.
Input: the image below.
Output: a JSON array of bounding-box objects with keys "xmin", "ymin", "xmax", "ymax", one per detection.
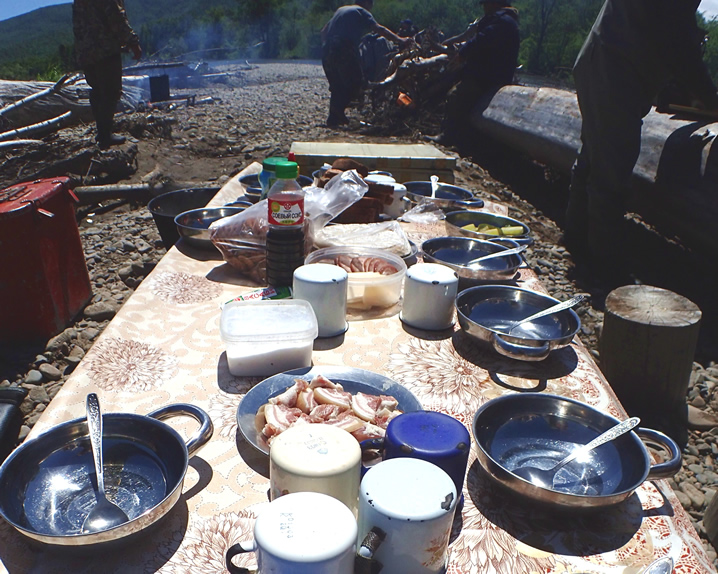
[
  {"xmin": 322, "ymin": 39, "xmax": 363, "ymax": 121},
  {"xmin": 83, "ymin": 53, "xmax": 123, "ymax": 139}
]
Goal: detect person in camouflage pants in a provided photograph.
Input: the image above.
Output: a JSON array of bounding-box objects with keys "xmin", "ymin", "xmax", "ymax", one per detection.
[{"xmin": 73, "ymin": 0, "xmax": 142, "ymax": 149}]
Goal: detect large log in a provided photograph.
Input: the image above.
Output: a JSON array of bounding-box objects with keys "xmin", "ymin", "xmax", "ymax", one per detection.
[
  {"xmin": 471, "ymin": 85, "xmax": 718, "ymax": 257},
  {"xmin": 599, "ymin": 285, "xmax": 701, "ymax": 441}
]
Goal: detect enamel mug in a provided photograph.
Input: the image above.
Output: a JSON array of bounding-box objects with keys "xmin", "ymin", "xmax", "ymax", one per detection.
[
  {"xmin": 400, "ymin": 263, "xmax": 458, "ymax": 330},
  {"xmin": 270, "ymin": 423, "xmax": 361, "ymax": 515},
  {"xmin": 361, "ymin": 410, "xmax": 470, "ymax": 502},
  {"xmin": 226, "ymin": 491, "xmax": 357, "ymax": 574},
  {"xmin": 357, "ymin": 458, "xmax": 457, "ymax": 574}
]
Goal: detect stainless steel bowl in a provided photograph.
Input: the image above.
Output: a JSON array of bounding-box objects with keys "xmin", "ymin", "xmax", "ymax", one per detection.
[
  {"xmin": 0, "ymin": 404, "xmax": 213, "ymax": 547},
  {"xmin": 175, "ymin": 206, "xmax": 246, "ymax": 250},
  {"xmin": 472, "ymin": 393, "xmax": 681, "ymax": 510},
  {"xmin": 403, "ymin": 181, "xmax": 485, "ymax": 210},
  {"xmin": 422, "ymin": 236, "xmax": 522, "ymax": 281},
  {"xmin": 445, "ymin": 210, "xmax": 532, "ymax": 245},
  {"xmin": 455, "ymin": 285, "xmax": 580, "ymax": 361}
]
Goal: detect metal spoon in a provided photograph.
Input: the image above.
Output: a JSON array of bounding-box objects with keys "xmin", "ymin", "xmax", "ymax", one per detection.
[
  {"xmin": 513, "ymin": 417, "xmax": 640, "ymax": 489},
  {"xmin": 430, "ymin": 175, "xmax": 439, "ymax": 199},
  {"xmin": 506, "ymin": 293, "xmax": 586, "ymax": 334},
  {"xmin": 466, "ymin": 244, "xmax": 527, "ymax": 267},
  {"xmin": 81, "ymin": 393, "xmax": 129, "ymax": 534}
]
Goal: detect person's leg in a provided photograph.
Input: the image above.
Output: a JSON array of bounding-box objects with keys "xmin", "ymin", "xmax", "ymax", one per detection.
[
  {"xmin": 442, "ymin": 77, "xmax": 484, "ymax": 144},
  {"xmin": 564, "ymin": 140, "xmax": 590, "ymax": 257},
  {"xmin": 85, "ymin": 53, "xmax": 124, "ymax": 148},
  {"xmin": 575, "ymin": 51, "xmax": 645, "ymax": 286},
  {"xmin": 323, "ymin": 42, "xmax": 362, "ymax": 126}
]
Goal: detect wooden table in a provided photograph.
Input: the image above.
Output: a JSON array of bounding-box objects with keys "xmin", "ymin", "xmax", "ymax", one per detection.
[{"xmin": 0, "ymin": 165, "xmax": 712, "ymax": 574}]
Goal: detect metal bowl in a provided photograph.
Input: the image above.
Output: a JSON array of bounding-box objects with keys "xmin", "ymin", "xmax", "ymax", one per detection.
[
  {"xmin": 421, "ymin": 236, "xmax": 522, "ymax": 281},
  {"xmin": 472, "ymin": 393, "xmax": 681, "ymax": 510},
  {"xmin": 403, "ymin": 181, "xmax": 484, "ymax": 210},
  {"xmin": 455, "ymin": 285, "xmax": 580, "ymax": 361},
  {"xmin": 0, "ymin": 404, "xmax": 212, "ymax": 547},
  {"xmin": 174, "ymin": 206, "xmax": 247, "ymax": 250},
  {"xmin": 445, "ymin": 210, "xmax": 532, "ymax": 245},
  {"xmin": 147, "ymin": 187, "xmax": 220, "ymax": 249}
]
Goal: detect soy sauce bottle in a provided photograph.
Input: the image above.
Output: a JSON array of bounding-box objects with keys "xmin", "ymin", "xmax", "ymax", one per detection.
[{"xmin": 265, "ymin": 160, "xmax": 305, "ymax": 287}]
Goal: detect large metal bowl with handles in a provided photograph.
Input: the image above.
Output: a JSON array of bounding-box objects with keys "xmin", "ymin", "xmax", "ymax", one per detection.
[
  {"xmin": 455, "ymin": 285, "xmax": 580, "ymax": 361},
  {"xmin": 445, "ymin": 209, "xmax": 532, "ymax": 246},
  {"xmin": 403, "ymin": 181, "xmax": 485, "ymax": 210},
  {"xmin": 0, "ymin": 403, "xmax": 213, "ymax": 548},
  {"xmin": 472, "ymin": 393, "xmax": 682, "ymax": 511}
]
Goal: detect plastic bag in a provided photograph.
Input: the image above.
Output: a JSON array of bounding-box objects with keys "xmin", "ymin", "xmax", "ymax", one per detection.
[
  {"xmin": 398, "ymin": 201, "xmax": 446, "ymax": 224},
  {"xmin": 313, "ymin": 221, "xmax": 412, "ymax": 257},
  {"xmin": 209, "ymin": 170, "xmax": 368, "ymax": 281}
]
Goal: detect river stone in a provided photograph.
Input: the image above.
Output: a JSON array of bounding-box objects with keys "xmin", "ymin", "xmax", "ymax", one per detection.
[
  {"xmin": 706, "ymin": 493, "xmax": 718, "ymax": 550},
  {"xmin": 682, "ymin": 482, "xmax": 707, "ymax": 509},
  {"xmin": 38, "ymin": 363, "xmax": 61, "ymax": 381},
  {"xmin": 84, "ymin": 302, "xmax": 117, "ymax": 321},
  {"xmin": 24, "ymin": 370, "xmax": 43, "ymax": 385}
]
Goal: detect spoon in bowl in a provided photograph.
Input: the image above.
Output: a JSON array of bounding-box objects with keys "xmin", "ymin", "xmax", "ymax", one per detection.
[
  {"xmin": 513, "ymin": 416, "xmax": 641, "ymax": 489},
  {"xmin": 505, "ymin": 293, "xmax": 586, "ymax": 334},
  {"xmin": 430, "ymin": 175, "xmax": 439, "ymax": 199},
  {"xmin": 466, "ymin": 244, "xmax": 527, "ymax": 267},
  {"xmin": 81, "ymin": 393, "xmax": 129, "ymax": 534}
]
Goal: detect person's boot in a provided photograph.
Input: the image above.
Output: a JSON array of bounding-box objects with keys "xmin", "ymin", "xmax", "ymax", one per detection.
[{"xmin": 94, "ymin": 98, "xmax": 125, "ymax": 149}]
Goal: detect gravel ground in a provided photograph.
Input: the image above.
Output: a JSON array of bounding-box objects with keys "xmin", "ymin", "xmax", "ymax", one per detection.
[{"xmin": 1, "ymin": 61, "xmax": 717, "ymax": 567}]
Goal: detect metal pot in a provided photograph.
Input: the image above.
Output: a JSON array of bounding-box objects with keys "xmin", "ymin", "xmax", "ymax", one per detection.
[
  {"xmin": 455, "ymin": 285, "xmax": 580, "ymax": 361},
  {"xmin": 0, "ymin": 403, "xmax": 213, "ymax": 547},
  {"xmin": 403, "ymin": 181, "xmax": 485, "ymax": 210},
  {"xmin": 148, "ymin": 187, "xmax": 220, "ymax": 249},
  {"xmin": 445, "ymin": 210, "xmax": 532, "ymax": 246},
  {"xmin": 472, "ymin": 393, "xmax": 681, "ymax": 510},
  {"xmin": 422, "ymin": 236, "xmax": 522, "ymax": 281}
]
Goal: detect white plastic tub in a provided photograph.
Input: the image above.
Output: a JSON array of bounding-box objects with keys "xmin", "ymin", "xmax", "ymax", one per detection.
[{"xmin": 220, "ymin": 299, "xmax": 318, "ymax": 377}]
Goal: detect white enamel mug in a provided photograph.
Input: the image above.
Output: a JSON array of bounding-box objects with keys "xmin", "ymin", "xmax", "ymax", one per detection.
[
  {"xmin": 293, "ymin": 264, "xmax": 349, "ymax": 338},
  {"xmin": 357, "ymin": 457, "xmax": 457, "ymax": 574},
  {"xmin": 226, "ymin": 492, "xmax": 357, "ymax": 574},
  {"xmin": 400, "ymin": 263, "xmax": 459, "ymax": 330},
  {"xmin": 269, "ymin": 423, "xmax": 361, "ymax": 515}
]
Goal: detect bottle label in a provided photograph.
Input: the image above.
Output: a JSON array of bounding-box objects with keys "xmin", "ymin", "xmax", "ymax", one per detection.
[{"xmin": 268, "ymin": 196, "xmax": 304, "ymax": 226}]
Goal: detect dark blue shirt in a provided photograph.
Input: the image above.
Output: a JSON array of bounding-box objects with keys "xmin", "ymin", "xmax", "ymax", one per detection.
[
  {"xmin": 323, "ymin": 5, "xmax": 377, "ymax": 49},
  {"xmin": 459, "ymin": 8, "xmax": 520, "ymax": 88}
]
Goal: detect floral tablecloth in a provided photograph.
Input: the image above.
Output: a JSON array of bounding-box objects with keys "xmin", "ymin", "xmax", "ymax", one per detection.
[{"xmin": 0, "ymin": 165, "xmax": 712, "ymax": 574}]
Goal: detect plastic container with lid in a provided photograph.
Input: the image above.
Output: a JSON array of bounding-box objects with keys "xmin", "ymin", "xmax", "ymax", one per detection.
[
  {"xmin": 305, "ymin": 246, "xmax": 407, "ymax": 310},
  {"xmin": 219, "ymin": 299, "xmax": 318, "ymax": 377}
]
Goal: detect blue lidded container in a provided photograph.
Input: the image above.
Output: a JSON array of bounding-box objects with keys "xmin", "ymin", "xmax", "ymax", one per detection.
[{"xmin": 259, "ymin": 156, "xmax": 287, "ymax": 199}]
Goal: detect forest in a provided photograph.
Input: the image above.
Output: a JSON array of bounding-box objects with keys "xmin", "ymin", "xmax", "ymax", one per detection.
[{"xmin": 1, "ymin": 0, "xmax": 718, "ymax": 85}]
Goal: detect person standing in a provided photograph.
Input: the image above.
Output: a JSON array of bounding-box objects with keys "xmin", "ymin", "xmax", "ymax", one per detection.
[
  {"xmin": 565, "ymin": 0, "xmax": 718, "ymax": 287},
  {"xmin": 73, "ymin": 0, "xmax": 142, "ymax": 149},
  {"xmin": 433, "ymin": 0, "xmax": 519, "ymax": 145},
  {"xmin": 321, "ymin": 0, "xmax": 410, "ymax": 127}
]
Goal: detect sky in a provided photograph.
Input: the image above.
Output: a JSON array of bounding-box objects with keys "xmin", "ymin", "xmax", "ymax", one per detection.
[{"xmin": 1, "ymin": 0, "xmax": 718, "ymax": 22}]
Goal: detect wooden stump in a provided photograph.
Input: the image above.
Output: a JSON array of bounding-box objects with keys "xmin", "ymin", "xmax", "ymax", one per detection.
[{"xmin": 599, "ymin": 285, "xmax": 701, "ymax": 436}]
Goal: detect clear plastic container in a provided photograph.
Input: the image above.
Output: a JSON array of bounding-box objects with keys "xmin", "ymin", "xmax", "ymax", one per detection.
[
  {"xmin": 305, "ymin": 246, "xmax": 407, "ymax": 310},
  {"xmin": 220, "ymin": 299, "xmax": 318, "ymax": 377}
]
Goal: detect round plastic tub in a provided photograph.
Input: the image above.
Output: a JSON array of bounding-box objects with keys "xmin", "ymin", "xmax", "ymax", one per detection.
[{"xmin": 305, "ymin": 246, "xmax": 407, "ymax": 310}]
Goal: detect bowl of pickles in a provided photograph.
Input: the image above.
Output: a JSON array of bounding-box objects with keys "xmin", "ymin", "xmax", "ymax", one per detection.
[{"xmin": 444, "ymin": 210, "xmax": 532, "ymax": 246}]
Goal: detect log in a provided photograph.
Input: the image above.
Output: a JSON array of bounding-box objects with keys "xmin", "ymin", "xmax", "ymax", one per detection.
[
  {"xmin": 73, "ymin": 183, "xmax": 155, "ymax": 204},
  {"xmin": 599, "ymin": 285, "xmax": 701, "ymax": 438},
  {"xmin": 470, "ymin": 85, "xmax": 718, "ymax": 258},
  {"xmin": 0, "ymin": 111, "xmax": 73, "ymax": 141}
]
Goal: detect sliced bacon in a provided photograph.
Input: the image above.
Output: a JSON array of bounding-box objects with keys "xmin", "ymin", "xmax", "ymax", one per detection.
[
  {"xmin": 323, "ymin": 411, "xmax": 366, "ymax": 433},
  {"xmin": 309, "ymin": 374, "xmax": 344, "ymax": 391},
  {"xmin": 268, "ymin": 379, "xmax": 306, "ymax": 407},
  {"xmin": 314, "ymin": 387, "xmax": 352, "ymax": 409},
  {"xmin": 263, "ymin": 403, "xmax": 303, "ymax": 434},
  {"xmin": 351, "ymin": 392, "xmax": 383, "ymax": 422},
  {"xmin": 309, "ymin": 403, "xmax": 345, "ymax": 422},
  {"xmin": 378, "ymin": 395, "xmax": 399, "ymax": 410},
  {"xmin": 351, "ymin": 422, "xmax": 386, "ymax": 442},
  {"xmin": 374, "ymin": 408, "xmax": 402, "ymax": 429},
  {"xmin": 296, "ymin": 387, "xmax": 318, "ymax": 413}
]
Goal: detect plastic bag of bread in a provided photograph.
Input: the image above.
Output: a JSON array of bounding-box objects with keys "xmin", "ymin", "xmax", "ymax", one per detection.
[
  {"xmin": 209, "ymin": 170, "xmax": 368, "ymax": 281},
  {"xmin": 313, "ymin": 221, "xmax": 412, "ymax": 257}
]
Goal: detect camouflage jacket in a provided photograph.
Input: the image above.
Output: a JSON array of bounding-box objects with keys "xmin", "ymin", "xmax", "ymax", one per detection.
[{"xmin": 73, "ymin": 0, "xmax": 139, "ymax": 68}]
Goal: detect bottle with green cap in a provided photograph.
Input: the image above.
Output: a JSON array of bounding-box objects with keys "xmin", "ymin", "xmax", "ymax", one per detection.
[
  {"xmin": 266, "ymin": 160, "xmax": 306, "ymax": 287},
  {"xmin": 259, "ymin": 156, "xmax": 287, "ymax": 199}
]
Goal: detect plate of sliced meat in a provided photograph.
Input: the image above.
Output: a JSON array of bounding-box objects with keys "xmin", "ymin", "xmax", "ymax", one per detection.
[{"xmin": 236, "ymin": 366, "xmax": 423, "ymax": 455}]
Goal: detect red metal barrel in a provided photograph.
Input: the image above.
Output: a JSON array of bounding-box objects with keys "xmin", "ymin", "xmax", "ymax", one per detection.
[{"xmin": 0, "ymin": 177, "xmax": 92, "ymax": 343}]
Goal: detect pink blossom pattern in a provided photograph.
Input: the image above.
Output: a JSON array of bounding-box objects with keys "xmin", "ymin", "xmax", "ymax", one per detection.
[
  {"xmin": 208, "ymin": 382, "xmax": 257, "ymax": 439},
  {"xmin": 148, "ymin": 271, "xmax": 223, "ymax": 304},
  {"xmin": 84, "ymin": 337, "xmax": 178, "ymax": 392},
  {"xmin": 153, "ymin": 510, "xmax": 257, "ymax": 573}
]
